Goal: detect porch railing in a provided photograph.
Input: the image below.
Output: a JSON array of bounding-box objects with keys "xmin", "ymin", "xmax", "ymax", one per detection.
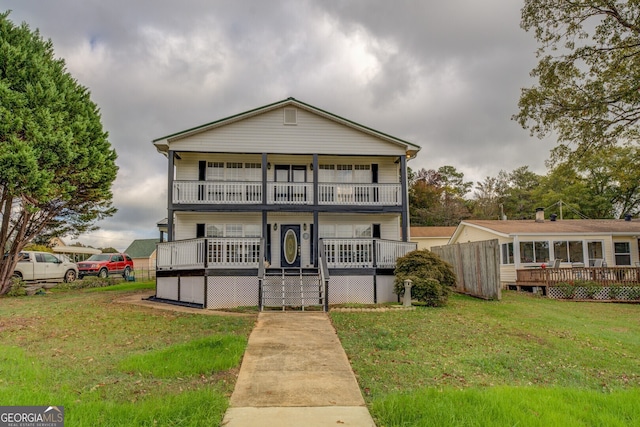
[
  {"xmin": 157, "ymin": 238, "xmax": 206, "ymax": 270},
  {"xmin": 157, "ymin": 237, "xmax": 262, "ymax": 270},
  {"xmin": 321, "ymin": 238, "xmax": 416, "ymax": 269},
  {"xmin": 173, "ymin": 181, "xmax": 262, "ymax": 204},
  {"xmin": 318, "ymin": 183, "xmax": 401, "ymax": 205},
  {"xmin": 517, "ymin": 266, "xmax": 640, "ymax": 286}
]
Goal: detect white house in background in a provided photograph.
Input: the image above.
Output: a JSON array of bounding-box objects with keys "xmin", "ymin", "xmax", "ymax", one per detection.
[
  {"xmin": 449, "ymin": 214, "xmax": 640, "ymax": 287},
  {"xmin": 152, "ymin": 98, "xmax": 419, "ymax": 310},
  {"xmin": 50, "ymin": 237, "xmax": 100, "ymax": 262},
  {"xmin": 410, "ymin": 226, "xmax": 457, "ymax": 250}
]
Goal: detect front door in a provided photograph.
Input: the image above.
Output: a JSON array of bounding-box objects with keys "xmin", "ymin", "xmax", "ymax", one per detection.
[{"xmin": 281, "ymin": 225, "xmax": 301, "ymax": 267}]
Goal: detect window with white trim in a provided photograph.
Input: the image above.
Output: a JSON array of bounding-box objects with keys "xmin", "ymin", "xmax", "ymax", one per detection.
[
  {"xmin": 226, "ymin": 162, "xmax": 243, "ymax": 181},
  {"xmin": 354, "ymin": 225, "xmax": 372, "ymax": 238},
  {"xmin": 614, "ymin": 242, "xmax": 631, "ymax": 265},
  {"xmin": 336, "ymin": 165, "xmax": 353, "ymax": 183},
  {"xmin": 587, "ymin": 241, "xmax": 604, "ymax": 266},
  {"xmin": 353, "ymin": 164, "xmax": 371, "ymax": 183},
  {"xmin": 519, "ymin": 241, "xmax": 549, "ymax": 263},
  {"xmin": 319, "ymin": 224, "xmax": 335, "ymax": 238},
  {"xmin": 206, "ymin": 224, "xmax": 260, "ymax": 238},
  {"xmin": 206, "ymin": 162, "xmax": 224, "ymax": 181},
  {"xmin": 318, "ymin": 164, "xmax": 335, "ymax": 182},
  {"xmin": 553, "ymin": 241, "xmax": 584, "ymax": 263},
  {"xmin": 501, "ymin": 243, "xmax": 514, "ymax": 265},
  {"xmin": 244, "ymin": 163, "xmax": 261, "ymax": 181}
]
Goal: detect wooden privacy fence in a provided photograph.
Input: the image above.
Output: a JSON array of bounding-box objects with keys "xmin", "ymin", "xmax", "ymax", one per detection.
[{"xmin": 431, "ymin": 239, "xmax": 501, "ymax": 300}]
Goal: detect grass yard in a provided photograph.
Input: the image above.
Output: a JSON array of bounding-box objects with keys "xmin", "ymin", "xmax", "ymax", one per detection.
[
  {"xmin": 331, "ymin": 292, "xmax": 640, "ymax": 426},
  {"xmin": 0, "ymin": 281, "xmax": 256, "ymax": 426}
]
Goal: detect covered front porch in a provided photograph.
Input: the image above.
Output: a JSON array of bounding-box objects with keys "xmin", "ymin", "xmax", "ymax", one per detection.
[
  {"xmin": 154, "ymin": 237, "xmax": 416, "ymax": 310},
  {"xmin": 156, "ymin": 237, "xmax": 415, "ymax": 271}
]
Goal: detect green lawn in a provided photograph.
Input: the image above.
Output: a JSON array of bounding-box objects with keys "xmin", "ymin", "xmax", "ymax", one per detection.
[
  {"xmin": 0, "ymin": 281, "xmax": 256, "ymax": 426},
  {"xmin": 331, "ymin": 292, "xmax": 640, "ymax": 426},
  {"xmin": 4, "ymin": 283, "xmax": 639, "ymax": 426}
]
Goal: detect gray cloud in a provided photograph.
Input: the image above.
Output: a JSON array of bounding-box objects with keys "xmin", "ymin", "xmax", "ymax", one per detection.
[{"xmin": 3, "ymin": 0, "xmax": 553, "ymax": 250}]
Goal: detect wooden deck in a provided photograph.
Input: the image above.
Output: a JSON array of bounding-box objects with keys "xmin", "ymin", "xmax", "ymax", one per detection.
[{"xmin": 513, "ymin": 267, "xmax": 640, "ymax": 296}]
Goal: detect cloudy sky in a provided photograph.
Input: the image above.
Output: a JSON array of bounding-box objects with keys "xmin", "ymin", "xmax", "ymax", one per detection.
[{"xmin": 3, "ymin": 0, "xmax": 556, "ymax": 251}]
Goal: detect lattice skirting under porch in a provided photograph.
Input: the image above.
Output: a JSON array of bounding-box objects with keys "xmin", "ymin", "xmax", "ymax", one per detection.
[
  {"xmin": 155, "ymin": 271, "xmax": 398, "ymax": 309},
  {"xmin": 207, "ymin": 276, "xmax": 259, "ymax": 309},
  {"xmin": 548, "ymin": 285, "xmax": 640, "ymax": 301}
]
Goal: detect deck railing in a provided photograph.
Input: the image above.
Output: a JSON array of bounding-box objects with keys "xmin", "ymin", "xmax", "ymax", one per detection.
[
  {"xmin": 321, "ymin": 238, "xmax": 416, "ymax": 269},
  {"xmin": 517, "ymin": 266, "xmax": 640, "ymax": 286},
  {"xmin": 171, "ymin": 181, "xmax": 401, "ymax": 206}
]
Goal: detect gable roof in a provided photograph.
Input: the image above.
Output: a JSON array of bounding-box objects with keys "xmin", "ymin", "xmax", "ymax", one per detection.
[
  {"xmin": 152, "ymin": 97, "xmax": 421, "ymax": 157},
  {"xmin": 410, "ymin": 226, "xmax": 457, "ymax": 238},
  {"xmin": 124, "ymin": 239, "xmax": 159, "ymax": 258},
  {"xmin": 451, "ymin": 219, "xmax": 640, "ymax": 241}
]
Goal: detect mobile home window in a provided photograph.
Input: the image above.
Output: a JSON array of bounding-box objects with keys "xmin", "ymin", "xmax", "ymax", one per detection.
[
  {"xmin": 501, "ymin": 243, "xmax": 514, "ymax": 265},
  {"xmin": 587, "ymin": 241, "xmax": 604, "ymax": 266},
  {"xmin": 614, "ymin": 242, "xmax": 631, "ymax": 265},
  {"xmin": 519, "ymin": 241, "xmax": 549, "ymax": 263},
  {"xmin": 553, "ymin": 241, "xmax": 584, "ymax": 263}
]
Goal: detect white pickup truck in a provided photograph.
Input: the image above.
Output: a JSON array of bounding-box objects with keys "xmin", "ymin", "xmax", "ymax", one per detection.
[{"xmin": 12, "ymin": 251, "xmax": 79, "ymax": 283}]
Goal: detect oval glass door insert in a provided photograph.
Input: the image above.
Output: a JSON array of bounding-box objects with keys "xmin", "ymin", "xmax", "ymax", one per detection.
[{"xmin": 284, "ymin": 229, "xmax": 298, "ymax": 264}]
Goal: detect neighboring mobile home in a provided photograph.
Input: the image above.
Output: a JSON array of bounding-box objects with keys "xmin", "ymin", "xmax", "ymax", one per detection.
[
  {"xmin": 449, "ymin": 213, "xmax": 640, "ymax": 287},
  {"xmin": 152, "ymin": 98, "xmax": 419, "ymax": 309},
  {"xmin": 410, "ymin": 226, "xmax": 457, "ymax": 250}
]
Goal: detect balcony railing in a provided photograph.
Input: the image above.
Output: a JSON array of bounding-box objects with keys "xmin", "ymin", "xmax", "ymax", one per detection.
[
  {"xmin": 321, "ymin": 238, "xmax": 416, "ymax": 269},
  {"xmin": 267, "ymin": 182, "xmax": 313, "ymax": 204},
  {"xmin": 171, "ymin": 181, "xmax": 401, "ymax": 206},
  {"xmin": 318, "ymin": 183, "xmax": 401, "ymax": 205},
  {"xmin": 157, "ymin": 237, "xmax": 262, "ymax": 270},
  {"xmin": 173, "ymin": 181, "xmax": 262, "ymax": 204}
]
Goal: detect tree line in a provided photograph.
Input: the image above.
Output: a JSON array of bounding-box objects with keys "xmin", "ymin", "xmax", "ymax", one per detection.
[{"xmin": 410, "ymin": 145, "xmax": 640, "ymax": 226}]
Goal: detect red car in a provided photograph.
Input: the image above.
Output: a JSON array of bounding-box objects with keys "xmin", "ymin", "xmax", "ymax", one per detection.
[{"xmin": 77, "ymin": 253, "xmax": 134, "ymax": 279}]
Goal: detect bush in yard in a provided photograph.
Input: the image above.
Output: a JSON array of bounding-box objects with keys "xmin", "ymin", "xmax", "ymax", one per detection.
[
  {"xmin": 5, "ymin": 277, "xmax": 27, "ymax": 297},
  {"xmin": 394, "ymin": 250, "xmax": 456, "ymax": 307}
]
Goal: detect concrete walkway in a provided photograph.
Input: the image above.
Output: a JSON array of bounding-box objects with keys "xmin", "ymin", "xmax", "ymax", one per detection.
[{"xmin": 221, "ymin": 312, "xmax": 376, "ymax": 426}]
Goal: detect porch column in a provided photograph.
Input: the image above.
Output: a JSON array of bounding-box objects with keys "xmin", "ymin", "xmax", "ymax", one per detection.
[
  {"xmin": 313, "ymin": 210, "xmax": 319, "ymax": 267},
  {"xmin": 400, "ymin": 154, "xmax": 409, "ymax": 242},
  {"xmin": 312, "ymin": 153, "xmax": 318, "ymax": 206},
  {"xmin": 262, "ymin": 153, "xmax": 268, "ymax": 205},
  {"xmin": 167, "ymin": 150, "xmax": 175, "ymax": 242}
]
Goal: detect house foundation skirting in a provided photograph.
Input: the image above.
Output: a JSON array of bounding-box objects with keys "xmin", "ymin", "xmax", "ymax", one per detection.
[{"xmin": 154, "ymin": 268, "xmax": 398, "ymax": 309}]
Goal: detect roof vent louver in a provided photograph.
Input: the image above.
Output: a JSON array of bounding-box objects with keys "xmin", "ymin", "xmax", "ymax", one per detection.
[{"xmin": 284, "ymin": 108, "xmax": 297, "ymax": 125}]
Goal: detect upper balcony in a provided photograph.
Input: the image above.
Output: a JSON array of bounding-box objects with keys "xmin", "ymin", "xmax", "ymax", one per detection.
[{"xmin": 172, "ymin": 180, "xmax": 402, "ymax": 206}]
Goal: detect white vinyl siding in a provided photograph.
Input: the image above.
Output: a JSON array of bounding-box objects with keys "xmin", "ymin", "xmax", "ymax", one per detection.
[{"xmin": 166, "ymin": 108, "xmax": 408, "ymax": 156}]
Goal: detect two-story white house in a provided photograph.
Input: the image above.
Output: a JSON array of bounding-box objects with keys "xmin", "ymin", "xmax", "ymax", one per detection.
[{"xmin": 152, "ymin": 98, "xmax": 419, "ymax": 310}]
